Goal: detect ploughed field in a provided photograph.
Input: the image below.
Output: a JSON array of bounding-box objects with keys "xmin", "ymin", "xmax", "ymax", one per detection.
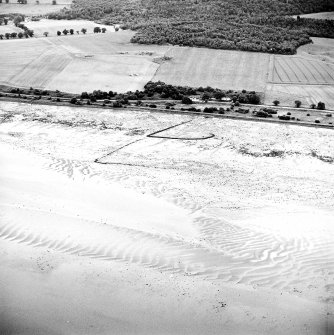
[
  {"xmin": 0, "ymin": 101, "xmax": 333, "ymax": 334},
  {"xmin": 270, "ymin": 55, "xmax": 334, "ymax": 85}
]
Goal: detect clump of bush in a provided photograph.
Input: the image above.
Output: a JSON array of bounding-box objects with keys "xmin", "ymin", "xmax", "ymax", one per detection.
[
  {"xmin": 203, "ymin": 107, "xmax": 218, "ymax": 113},
  {"xmin": 278, "ymin": 115, "xmax": 291, "ymax": 120},
  {"xmin": 253, "ymin": 110, "xmax": 272, "ymax": 118},
  {"xmin": 261, "ymin": 108, "xmax": 277, "ymax": 114},
  {"xmin": 235, "ymin": 108, "xmax": 249, "ymax": 114}
]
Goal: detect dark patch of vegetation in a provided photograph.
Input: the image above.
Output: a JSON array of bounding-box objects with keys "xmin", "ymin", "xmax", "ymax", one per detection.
[
  {"xmin": 254, "ymin": 110, "xmax": 272, "ymax": 118},
  {"xmin": 235, "ymin": 108, "xmax": 249, "ymax": 114},
  {"xmin": 238, "ymin": 146, "xmax": 286, "ymax": 158},
  {"xmin": 203, "ymin": 107, "xmax": 218, "ymax": 113},
  {"xmin": 261, "ymin": 108, "xmax": 277, "ymax": 114},
  {"xmin": 78, "ymin": 81, "xmax": 261, "ymax": 106},
  {"xmin": 48, "ymin": 0, "xmax": 334, "ymax": 54},
  {"xmin": 278, "ymin": 115, "xmax": 291, "ymax": 120},
  {"xmin": 310, "ymin": 150, "xmax": 334, "ymax": 163},
  {"xmin": 295, "ymin": 100, "xmax": 302, "ymax": 108}
]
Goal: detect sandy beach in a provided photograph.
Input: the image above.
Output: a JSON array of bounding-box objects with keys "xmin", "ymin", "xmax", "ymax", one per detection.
[{"xmin": 0, "ymin": 101, "xmax": 333, "ymax": 334}]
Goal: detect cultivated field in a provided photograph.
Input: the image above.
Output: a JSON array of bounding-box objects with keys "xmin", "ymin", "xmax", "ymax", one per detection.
[
  {"xmin": 153, "ymin": 47, "xmax": 270, "ymax": 92},
  {"xmin": 46, "ymin": 54, "xmax": 160, "ymax": 93},
  {"xmin": 10, "ymin": 48, "xmax": 72, "ymax": 88},
  {"xmin": 0, "ymin": 21, "xmax": 333, "ymax": 108},
  {"xmin": 0, "ymin": 31, "xmax": 168, "ymax": 93},
  {"xmin": 0, "ymin": 38, "xmax": 51, "ymax": 87},
  {"xmin": 270, "ymin": 55, "xmax": 334, "ymax": 84},
  {"xmin": 265, "ymin": 37, "xmax": 334, "ymax": 108},
  {"xmin": 1, "ymin": 101, "xmax": 333, "ymax": 334}
]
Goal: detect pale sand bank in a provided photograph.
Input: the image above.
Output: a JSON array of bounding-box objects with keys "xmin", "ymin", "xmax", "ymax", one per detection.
[{"xmin": 0, "ymin": 102, "xmax": 333, "ymax": 334}]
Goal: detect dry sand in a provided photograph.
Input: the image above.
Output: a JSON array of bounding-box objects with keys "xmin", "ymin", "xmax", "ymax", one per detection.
[{"xmin": 0, "ymin": 101, "xmax": 334, "ymax": 334}]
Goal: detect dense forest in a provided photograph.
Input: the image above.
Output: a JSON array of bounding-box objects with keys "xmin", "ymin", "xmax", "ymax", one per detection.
[{"xmin": 48, "ymin": 0, "xmax": 334, "ymax": 54}]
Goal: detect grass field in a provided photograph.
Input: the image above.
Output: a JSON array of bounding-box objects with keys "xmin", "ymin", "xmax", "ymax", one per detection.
[
  {"xmin": 153, "ymin": 47, "xmax": 270, "ymax": 92},
  {"xmin": 0, "ymin": 2, "xmax": 70, "ymax": 15},
  {"xmin": 297, "ymin": 37, "xmax": 334, "ymax": 64},
  {"xmin": 25, "ymin": 19, "xmax": 113, "ymax": 37},
  {"xmin": 0, "ymin": 23, "xmax": 22, "ymax": 34},
  {"xmin": 265, "ymin": 83, "xmax": 334, "ymax": 110}
]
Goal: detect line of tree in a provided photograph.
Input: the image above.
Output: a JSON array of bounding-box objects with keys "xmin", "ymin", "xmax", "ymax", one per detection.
[
  {"xmin": 47, "ymin": 0, "xmax": 334, "ymax": 54},
  {"xmin": 55, "ymin": 27, "xmax": 102, "ymax": 36},
  {"xmin": 79, "ymin": 81, "xmax": 261, "ymax": 105},
  {"xmin": 93, "ymin": 26, "xmax": 107, "ymax": 33},
  {"xmin": 0, "ymin": 18, "xmax": 34, "ymax": 40}
]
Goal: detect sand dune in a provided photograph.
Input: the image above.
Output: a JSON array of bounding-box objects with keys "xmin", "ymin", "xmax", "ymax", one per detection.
[{"xmin": 1, "ymin": 101, "xmax": 333, "ymax": 334}]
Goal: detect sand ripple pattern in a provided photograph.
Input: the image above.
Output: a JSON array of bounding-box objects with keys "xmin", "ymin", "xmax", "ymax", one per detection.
[
  {"xmin": 39, "ymin": 155, "xmax": 334, "ymax": 296},
  {"xmin": 2, "ymin": 115, "xmax": 332, "ymax": 298},
  {"xmin": 1, "ymin": 207, "xmax": 333, "ymax": 297},
  {"xmin": 44, "ymin": 156, "xmax": 202, "ymax": 213},
  {"xmin": 193, "ymin": 216, "xmax": 334, "ymax": 291}
]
